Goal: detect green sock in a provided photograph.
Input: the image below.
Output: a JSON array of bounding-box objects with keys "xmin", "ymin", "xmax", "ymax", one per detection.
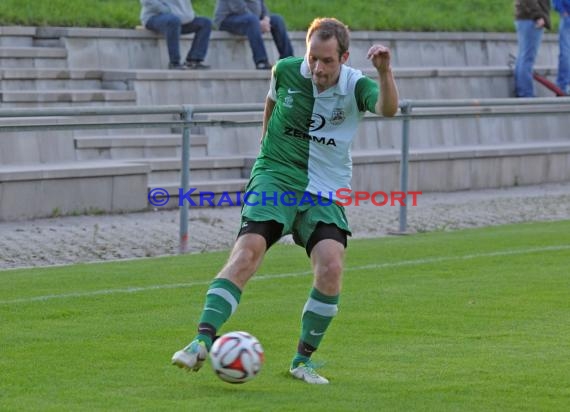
[
  {"xmin": 195, "ymin": 278, "xmax": 241, "ymax": 350},
  {"xmin": 291, "ymin": 354, "xmax": 311, "ymax": 368},
  {"xmin": 295, "ymin": 288, "xmax": 339, "ymax": 359}
]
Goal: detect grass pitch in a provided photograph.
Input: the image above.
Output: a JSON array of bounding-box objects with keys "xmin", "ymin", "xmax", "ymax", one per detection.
[
  {"xmin": 1, "ymin": 221, "xmax": 569, "ymax": 411},
  {"xmin": 0, "ymin": 0, "xmax": 545, "ymax": 32}
]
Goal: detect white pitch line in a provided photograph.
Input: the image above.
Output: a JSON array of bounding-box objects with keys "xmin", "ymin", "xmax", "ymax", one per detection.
[{"xmin": 1, "ymin": 244, "xmax": 568, "ymax": 305}]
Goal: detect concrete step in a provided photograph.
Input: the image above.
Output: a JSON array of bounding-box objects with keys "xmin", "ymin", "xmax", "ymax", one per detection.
[
  {"xmin": 0, "ymin": 27, "xmax": 36, "ymax": 47},
  {"xmin": 0, "ymin": 160, "xmax": 149, "ymax": 221},
  {"xmin": 0, "ymin": 46, "xmax": 67, "ymax": 58},
  {"xmin": 141, "ymin": 155, "xmax": 252, "ymax": 184},
  {"xmin": 0, "ymin": 46, "xmax": 67, "ymax": 68},
  {"xmin": 183, "ymin": 101, "xmax": 570, "ymax": 157},
  {"xmin": 74, "ymin": 133, "xmax": 209, "ymax": 159},
  {"xmin": 351, "ymin": 141, "xmax": 570, "ymax": 193},
  {"xmin": 0, "ymin": 89, "xmax": 137, "ymax": 108},
  {"xmin": 32, "ymin": 26, "xmax": 560, "ymax": 70},
  {"xmin": 0, "ymin": 68, "xmax": 106, "ymax": 91},
  {"xmin": 103, "ymin": 65, "xmax": 561, "ymax": 107}
]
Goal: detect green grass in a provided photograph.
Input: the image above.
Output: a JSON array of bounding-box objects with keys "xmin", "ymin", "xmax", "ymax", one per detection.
[
  {"xmin": 1, "ymin": 220, "xmax": 570, "ymax": 411},
  {"xmin": 0, "ymin": 0, "xmax": 560, "ymax": 32}
]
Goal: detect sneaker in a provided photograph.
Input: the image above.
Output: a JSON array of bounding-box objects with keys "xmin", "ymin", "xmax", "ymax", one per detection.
[
  {"xmin": 289, "ymin": 361, "xmax": 329, "ymax": 384},
  {"xmin": 184, "ymin": 61, "xmax": 210, "ymax": 70},
  {"xmin": 171, "ymin": 340, "xmax": 208, "ymax": 372},
  {"xmin": 168, "ymin": 62, "xmax": 186, "ymax": 70},
  {"xmin": 255, "ymin": 61, "xmax": 273, "ymax": 70}
]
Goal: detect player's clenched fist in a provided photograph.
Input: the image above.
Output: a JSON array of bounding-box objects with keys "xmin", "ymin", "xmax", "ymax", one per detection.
[{"xmin": 367, "ymin": 44, "xmax": 392, "ymax": 73}]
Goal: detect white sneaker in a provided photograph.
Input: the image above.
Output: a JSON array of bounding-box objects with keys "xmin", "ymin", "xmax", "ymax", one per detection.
[
  {"xmin": 289, "ymin": 362, "xmax": 329, "ymax": 384},
  {"xmin": 171, "ymin": 340, "xmax": 208, "ymax": 372}
]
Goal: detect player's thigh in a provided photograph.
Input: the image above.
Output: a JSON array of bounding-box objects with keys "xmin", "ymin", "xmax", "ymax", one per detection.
[{"xmin": 293, "ymin": 202, "xmax": 350, "ymax": 256}]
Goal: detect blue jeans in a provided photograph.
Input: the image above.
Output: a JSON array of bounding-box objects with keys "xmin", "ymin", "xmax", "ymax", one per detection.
[
  {"xmin": 146, "ymin": 14, "xmax": 212, "ymax": 64},
  {"xmin": 557, "ymin": 16, "xmax": 570, "ymax": 94},
  {"xmin": 514, "ymin": 19, "xmax": 544, "ymax": 97},
  {"xmin": 219, "ymin": 13, "xmax": 294, "ymax": 64}
]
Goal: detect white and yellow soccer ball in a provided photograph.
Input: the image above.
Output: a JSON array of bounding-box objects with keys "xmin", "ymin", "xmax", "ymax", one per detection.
[{"xmin": 209, "ymin": 331, "xmax": 264, "ymax": 384}]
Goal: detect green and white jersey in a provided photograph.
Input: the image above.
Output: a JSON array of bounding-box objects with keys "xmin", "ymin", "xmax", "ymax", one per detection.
[{"xmin": 250, "ymin": 56, "xmax": 379, "ymax": 200}]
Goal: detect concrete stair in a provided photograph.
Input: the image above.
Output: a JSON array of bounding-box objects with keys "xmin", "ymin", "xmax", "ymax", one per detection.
[
  {"xmin": 31, "ymin": 27, "xmax": 561, "ymax": 70},
  {"xmin": 102, "ymin": 65, "xmax": 561, "ymax": 108},
  {"xmin": 74, "ymin": 133, "xmax": 209, "ymax": 159},
  {"xmin": 0, "ymin": 89, "xmax": 137, "ymax": 108},
  {"xmin": 143, "ymin": 155, "xmax": 252, "ymax": 184},
  {"xmin": 0, "ymin": 160, "xmax": 149, "ymax": 221},
  {"xmin": 0, "ymin": 46, "xmax": 67, "ymax": 68},
  {"xmin": 0, "ymin": 68, "xmax": 105, "ymax": 90},
  {"xmin": 351, "ymin": 142, "xmax": 570, "ymax": 193},
  {"xmin": 0, "ymin": 27, "xmax": 36, "ymax": 46}
]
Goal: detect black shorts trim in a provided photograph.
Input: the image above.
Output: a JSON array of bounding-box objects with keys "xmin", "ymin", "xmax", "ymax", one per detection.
[
  {"xmin": 237, "ymin": 220, "xmax": 283, "ymax": 250},
  {"xmin": 305, "ymin": 222, "xmax": 348, "ymax": 257}
]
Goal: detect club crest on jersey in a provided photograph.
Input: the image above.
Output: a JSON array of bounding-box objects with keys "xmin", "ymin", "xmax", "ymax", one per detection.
[
  {"xmin": 330, "ymin": 108, "xmax": 345, "ymax": 125},
  {"xmin": 284, "ymin": 95, "xmax": 294, "ymax": 108}
]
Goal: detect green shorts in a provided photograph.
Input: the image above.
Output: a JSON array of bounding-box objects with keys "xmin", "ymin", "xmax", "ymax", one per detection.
[{"xmin": 240, "ymin": 175, "xmax": 351, "ymax": 248}]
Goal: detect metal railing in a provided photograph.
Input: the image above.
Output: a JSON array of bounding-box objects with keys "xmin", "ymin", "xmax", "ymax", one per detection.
[{"xmin": 1, "ymin": 96, "xmax": 570, "ymax": 252}]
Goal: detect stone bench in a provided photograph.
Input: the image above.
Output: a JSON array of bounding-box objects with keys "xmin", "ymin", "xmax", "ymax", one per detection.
[
  {"xmin": 352, "ymin": 141, "xmax": 570, "ymax": 193},
  {"xmin": 74, "ymin": 133, "xmax": 209, "ymax": 159},
  {"xmin": 0, "ymin": 160, "xmax": 149, "ymax": 220},
  {"xmin": 0, "ymin": 46, "xmax": 67, "ymax": 68},
  {"xmin": 98, "ymin": 64, "xmax": 560, "ymax": 109},
  {"xmin": 0, "ymin": 68, "xmax": 105, "ymax": 91},
  {"xmin": 143, "ymin": 155, "xmax": 251, "ymax": 185},
  {"xmin": 20, "ymin": 26, "xmax": 560, "ymax": 70},
  {"xmin": 0, "ymin": 89, "xmax": 137, "ymax": 108}
]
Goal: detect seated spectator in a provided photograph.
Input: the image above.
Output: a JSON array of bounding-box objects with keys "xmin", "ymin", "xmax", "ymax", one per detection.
[
  {"xmin": 140, "ymin": 0, "xmax": 212, "ymax": 70},
  {"xmin": 214, "ymin": 0, "xmax": 294, "ymax": 69}
]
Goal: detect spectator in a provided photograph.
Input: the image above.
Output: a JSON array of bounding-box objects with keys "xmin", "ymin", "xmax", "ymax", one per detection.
[
  {"xmin": 140, "ymin": 0, "xmax": 212, "ymax": 70},
  {"xmin": 554, "ymin": 0, "xmax": 570, "ymax": 95},
  {"xmin": 214, "ymin": 0, "xmax": 294, "ymax": 69},
  {"xmin": 513, "ymin": 0, "xmax": 551, "ymax": 97}
]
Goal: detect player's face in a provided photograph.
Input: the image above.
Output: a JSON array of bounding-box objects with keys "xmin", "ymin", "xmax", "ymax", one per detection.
[{"xmin": 307, "ymin": 36, "xmax": 349, "ymax": 92}]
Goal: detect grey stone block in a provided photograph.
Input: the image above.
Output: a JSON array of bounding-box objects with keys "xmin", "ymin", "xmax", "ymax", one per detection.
[{"xmin": 0, "ymin": 161, "xmax": 149, "ymax": 220}]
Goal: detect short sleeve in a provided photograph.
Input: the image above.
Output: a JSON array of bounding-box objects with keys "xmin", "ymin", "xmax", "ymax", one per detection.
[{"xmin": 355, "ymin": 76, "xmax": 379, "ymax": 113}]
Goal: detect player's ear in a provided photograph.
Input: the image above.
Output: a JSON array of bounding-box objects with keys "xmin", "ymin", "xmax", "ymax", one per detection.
[{"xmin": 340, "ymin": 51, "xmax": 349, "ymax": 65}]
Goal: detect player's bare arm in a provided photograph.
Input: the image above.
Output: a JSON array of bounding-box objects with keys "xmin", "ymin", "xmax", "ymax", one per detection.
[
  {"xmin": 261, "ymin": 96, "xmax": 276, "ymax": 143},
  {"xmin": 367, "ymin": 44, "xmax": 399, "ymax": 117}
]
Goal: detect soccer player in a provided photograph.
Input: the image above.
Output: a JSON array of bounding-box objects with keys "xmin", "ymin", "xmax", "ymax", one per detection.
[{"xmin": 172, "ymin": 17, "xmax": 399, "ymax": 384}]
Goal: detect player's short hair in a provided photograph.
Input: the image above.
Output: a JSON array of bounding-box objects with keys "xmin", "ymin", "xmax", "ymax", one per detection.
[{"xmin": 306, "ymin": 17, "xmax": 350, "ymax": 58}]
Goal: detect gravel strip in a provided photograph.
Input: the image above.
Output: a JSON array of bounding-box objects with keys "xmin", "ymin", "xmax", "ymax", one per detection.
[{"xmin": 1, "ymin": 183, "xmax": 569, "ymax": 270}]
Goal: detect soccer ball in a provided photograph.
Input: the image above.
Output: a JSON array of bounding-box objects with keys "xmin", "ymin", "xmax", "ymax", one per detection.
[{"xmin": 210, "ymin": 331, "xmax": 264, "ymax": 384}]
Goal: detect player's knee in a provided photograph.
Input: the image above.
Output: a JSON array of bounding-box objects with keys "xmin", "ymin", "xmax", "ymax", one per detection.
[
  {"xmin": 231, "ymin": 243, "xmax": 264, "ymax": 272},
  {"xmin": 318, "ymin": 257, "xmax": 343, "ymax": 279}
]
